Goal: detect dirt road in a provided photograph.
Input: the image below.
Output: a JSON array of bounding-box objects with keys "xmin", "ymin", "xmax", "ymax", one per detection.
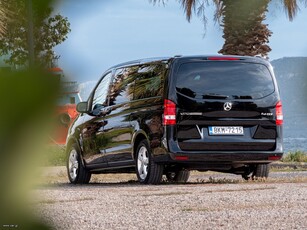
[{"xmin": 31, "ymin": 169, "xmax": 307, "ymax": 229}]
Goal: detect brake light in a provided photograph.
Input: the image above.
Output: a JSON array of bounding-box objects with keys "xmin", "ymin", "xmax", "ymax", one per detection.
[
  {"xmin": 276, "ymin": 101, "xmax": 283, "ymax": 126},
  {"xmin": 268, "ymin": 156, "xmax": 282, "ymax": 161},
  {"xmin": 163, "ymin": 99, "xmax": 176, "ymax": 125},
  {"xmin": 207, "ymin": 57, "xmax": 240, "ymax": 61},
  {"xmin": 175, "ymin": 156, "xmax": 189, "ymax": 161}
]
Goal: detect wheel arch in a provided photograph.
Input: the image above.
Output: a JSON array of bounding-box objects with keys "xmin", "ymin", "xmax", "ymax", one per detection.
[
  {"xmin": 66, "ymin": 137, "xmax": 87, "ymax": 168},
  {"xmin": 131, "ymin": 131, "xmax": 149, "ymax": 160}
]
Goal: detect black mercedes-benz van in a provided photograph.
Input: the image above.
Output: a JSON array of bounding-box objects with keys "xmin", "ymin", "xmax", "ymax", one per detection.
[{"xmin": 66, "ymin": 55, "xmax": 283, "ymax": 184}]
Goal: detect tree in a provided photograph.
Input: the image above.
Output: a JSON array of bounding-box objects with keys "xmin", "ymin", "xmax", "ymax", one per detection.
[
  {"xmin": 0, "ymin": 0, "xmax": 10, "ymax": 37},
  {"xmin": 217, "ymin": 0, "xmax": 272, "ymax": 56},
  {"xmin": 152, "ymin": 0, "xmax": 307, "ymax": 57},
  {"xmin": 0, "ymin": 1, "xmax": 7, "ymax": 37},
  {"xmin": 0, "ymin": 0, "xmax": 70, "ymax": 68}
]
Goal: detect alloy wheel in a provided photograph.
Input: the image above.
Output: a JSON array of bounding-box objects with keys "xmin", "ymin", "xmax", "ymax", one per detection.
[
  {"xmin": 68, "ymin": 149, "xmax": 79, "ymax": 181},
  {"xmin": 137, "ymin": 146, "xmax": 149, "ymax": 180}
]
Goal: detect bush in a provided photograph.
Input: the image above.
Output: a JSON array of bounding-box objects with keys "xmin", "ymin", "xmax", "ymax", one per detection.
[
  {"xmin": 282, "ymin": 150, "xmax": 307, "ymax": 163},
  {"xmin": 43, "ymin": 145, "xmax": 66, "ymax": 166}
]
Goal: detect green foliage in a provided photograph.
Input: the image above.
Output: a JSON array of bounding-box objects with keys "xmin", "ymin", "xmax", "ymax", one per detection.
[
  {"xmin": 0, "ymin": 0, "xmax": 70, "ymax": 67},
  {"xmin": 0, "ymin": 69, "xmax": 58, "ymax": 229},
  {"xmin": 282, "ymin": 151, "xmax": 307, "ymax": 163},
  {"xmin": 43, "ymin": 146, "xmax": 66, "ymax": 166}
]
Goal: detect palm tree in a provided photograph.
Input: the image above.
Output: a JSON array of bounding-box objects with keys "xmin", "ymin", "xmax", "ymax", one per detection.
[
  {"xmin": 152, "ymin": 0, "xmax": 306, "ymax": 57},
  {"xmin": 0, "ymin": 0, "xmax": 10, "ymax": 37},
  {"xmin": 216, "ymin": 0, "xmax": 272, "ymax": 56}
]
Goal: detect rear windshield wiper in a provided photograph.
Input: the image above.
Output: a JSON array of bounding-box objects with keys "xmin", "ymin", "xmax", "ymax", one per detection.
[
  {"xmin": 176, "ymin": 87, "xmax": 196, "ymax": 98},
  {"xmin": 202, "ymin": 93, "xmax": 229, "ymax": 99},
  {"xmin": 232, "ymin": 95, "xmax": 252, "ymax": 99}
]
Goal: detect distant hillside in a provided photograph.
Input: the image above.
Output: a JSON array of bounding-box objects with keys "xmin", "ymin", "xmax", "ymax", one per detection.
[{"xmin": 271, "ymin": 57, "xmax": 307, "ymax": 134}]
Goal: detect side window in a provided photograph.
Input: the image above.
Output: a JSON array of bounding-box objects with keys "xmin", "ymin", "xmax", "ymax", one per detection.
[
  {"xmin": 92, "ymin": 72, "xmax": 112, "ymax": 110},
  {"xmin": 133, "ymin": 63, "xmax": 166, "ymax": 100},
  {"xmin": 109, "ymin": 68, "xmax": 134, "ymax": 106}
]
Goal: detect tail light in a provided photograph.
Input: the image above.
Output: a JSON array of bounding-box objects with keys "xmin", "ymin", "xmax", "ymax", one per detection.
[
  {"xmin": 276, "ymin": 101, "xmax": 283, "ymax": 126},
  {"xmin": 163, "ymin": 99, "xmax": 176, "ymax": 125}
]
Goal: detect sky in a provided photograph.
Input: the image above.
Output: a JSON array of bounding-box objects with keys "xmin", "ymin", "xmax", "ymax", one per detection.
[{"xmin": 54, "ymin": 0, "xmax": 307, "ymax": 83}]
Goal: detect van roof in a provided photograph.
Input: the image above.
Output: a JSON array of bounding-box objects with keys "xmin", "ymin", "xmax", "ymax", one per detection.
[
  {"xmin": 109, "ymin": 57, "xmax": 171, "ymax": 70},
  {"xmin": 107, "ymin": 55, "xmax": 270, "ymax": 71}
]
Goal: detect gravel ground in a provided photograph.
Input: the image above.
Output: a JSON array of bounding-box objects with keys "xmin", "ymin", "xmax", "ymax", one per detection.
[{"xmin": 31, "ymin": 168, "xmax": 307, "ymax": 230}]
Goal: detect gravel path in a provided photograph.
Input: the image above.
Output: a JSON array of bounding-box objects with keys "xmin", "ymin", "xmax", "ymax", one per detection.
[{"xmin": 31, "ymin": 170, "xmax": 307, "ymax": 230}]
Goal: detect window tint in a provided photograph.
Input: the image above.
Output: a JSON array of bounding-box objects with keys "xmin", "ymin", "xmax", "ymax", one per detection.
[
  {"xmin": 109, "ymin": 68, "xmax": 134, "ymax": 106},
  {"xmin": 176, "ymin": 62, "xmax": 274, "ymax": 99},
  {"xmin": 133, "ymin": 63, "xmax": 166, "ymax": 100},
  {"xmin": 92, "ymin": 72, "xmax": 112, "ymax": 110}
]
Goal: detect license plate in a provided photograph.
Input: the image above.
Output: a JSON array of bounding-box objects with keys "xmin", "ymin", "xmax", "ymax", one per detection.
[{"xmin": 208, "ymin": 126, "xmax": 244, "ymax": 135}]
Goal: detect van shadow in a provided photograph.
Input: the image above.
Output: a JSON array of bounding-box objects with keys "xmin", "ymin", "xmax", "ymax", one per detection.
[{"xmin": 37, "ymin": 178, "xmax": 241, "ymax": 189}]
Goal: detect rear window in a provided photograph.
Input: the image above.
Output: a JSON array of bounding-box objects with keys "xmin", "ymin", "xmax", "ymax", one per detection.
[{"xmin": 175, "ymin": 62, "xmax": 275, "ymax": 99}]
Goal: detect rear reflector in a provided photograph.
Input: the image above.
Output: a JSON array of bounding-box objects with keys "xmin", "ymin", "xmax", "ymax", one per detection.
[
  {"xmin": 163, "ymin": 99, "xmax": 176, "ymax": 125},
  {"xmin": 268, "ymin": 156, "xmax": 282, "ymax": 161},
  {"xmin": 276, "ymin": 101, "xmax": 283, "ymax": 126},
  {"xmin": 207, "ymin": 57, "xmax": 240, "ymax": 61},
  {"xmin": 175, "ymin": 156, "xmax": 189, "ymax": 161}
]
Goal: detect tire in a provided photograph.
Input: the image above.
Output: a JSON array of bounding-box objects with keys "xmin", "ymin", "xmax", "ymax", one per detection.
[
  {"xmin": 67, "ymin": 143, "xmax": 91, "ymax": 184},
  {"xmin": 135, "ymin": 140, "xmax": 163, "ymax": 184},
  {"xmin": 166, "ymin": 170, "xmax": 190, "ymax": 183},
  {"xmin": 252, "ymin": 164, "xmax": 269, "ymax": 179}
]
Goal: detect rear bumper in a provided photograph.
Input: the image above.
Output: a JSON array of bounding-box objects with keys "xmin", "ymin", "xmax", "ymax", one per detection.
[
  {"xmin": 154, "ymin": 151, "xmax": 283, "ymax": 164},
  {"xmin": 155, "ymin": 126, "xmax": 284, "ymax": 167}
]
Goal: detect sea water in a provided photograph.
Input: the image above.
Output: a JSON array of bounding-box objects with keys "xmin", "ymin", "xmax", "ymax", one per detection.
[{"xmin": 284, "ymin": 129, "xmax": 307, "ymax": 153}]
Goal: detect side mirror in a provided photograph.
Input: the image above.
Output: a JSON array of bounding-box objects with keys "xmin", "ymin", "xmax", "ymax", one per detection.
[{"xmin": 76, "ymin": 102, "xmax": 89, "ymax": 113}]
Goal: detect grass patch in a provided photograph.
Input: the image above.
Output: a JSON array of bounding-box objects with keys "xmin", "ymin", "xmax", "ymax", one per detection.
[
  {"xmin": 196, "ymin": 177, "xmax": 240, "ymax": 184},
  {"xmin": 182, "ymin": 203, "xmax": 277, "ymax": 212},
  {"xmin": 281, "ymin": 150, "xmax": 307, "ymax": 163},
  {"xmin": 37, "ymin": 197, "xmax": 94, "ymax": 205},
  {"xmin": 42, "ymin": 145, "xmax": 66, "ymax": 166},
  {"xmin": 271, "ymin": 166, "xmax": 307, "ymax": 172},
  {"xmin": 205, "ymin": 186, "xmax": 276, "ymax": 193},
  {"xmin": 140, "ymin": 192, "xmax": 191, "ymax": 197},
  {"xmin": 182, "ymin": 207, "xmax": 210, "ymax": 212}
]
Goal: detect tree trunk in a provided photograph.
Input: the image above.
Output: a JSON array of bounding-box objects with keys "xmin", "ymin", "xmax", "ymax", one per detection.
[{"xmin": 218, "ymin": 0, "xmax": 272, "ymax": 57}]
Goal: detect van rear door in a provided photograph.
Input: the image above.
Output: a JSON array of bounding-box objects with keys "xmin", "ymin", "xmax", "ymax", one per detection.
[{"xmin": 171, "ymin": 59, "xmax": 280, "ymax": 152}]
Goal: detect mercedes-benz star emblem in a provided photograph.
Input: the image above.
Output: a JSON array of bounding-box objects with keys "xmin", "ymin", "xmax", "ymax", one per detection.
[{"xmin": 224, "ymin": 102, "xmax": 232, "ymax": 111}]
